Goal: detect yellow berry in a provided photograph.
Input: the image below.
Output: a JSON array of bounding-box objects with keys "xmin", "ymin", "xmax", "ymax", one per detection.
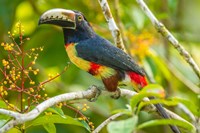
[
  {"xmin": 82, "ymin": 108, "xmax": 87, "ymax": 111},
  {"xmin": 29, "ymin": 88, "xmax": 34, "ymax": 92},
  {"xmin": 2, "ymin": 59, "xmax": 9, "ymax": 66},
  {"xmin": 40, "ymin": 47, "xmax": 44, "ymax": 51},
  {"xmin": 78, "ymin": 117, "xmax": 83, "ymax": 120},
  {"xmin": 91, "ymin": 125, "xmax": 95, "ymax": 130},
  {"xmin": 22, "ymin": 99, "xmax": 25, "ymax": 102},
  {"xmin": 4, "ymin": 81, "xmax": 7, "ymax": 84},
  {"xmin": 57, "ymin": 103, "xmax": 63, "ymax": 108},
  {"xmin": 0, "ymin": 86, "xmax": 3, "ymax": 92},
  {"xmin": 10, "ymin": 84, "xmax": 15, "ymax": 88},
  {"xmin": 4, "ymin": 91, "xmax": 8, "ymax": 96},
  {"xmin": 24, "ymin": 70, "xmax": 28, "ymax": 74},
  {"xmin": 30, "ymin": 81, "xmax": 35, "ymax": 85},
  {"xmin": 1, "ymin": 42, "xmax": 4, "ymax": 46},
  {"xmin": 6, "ymin": 65, "xmax": 10, "ymax": 69},
  {"xmin": 89, "ymin": 122, "xmax": 93, "ymax": 125},
  {"xmin": 37, "ymin": 95, "xmax": 41, "ymax": 98},
  {"xmin": 82, "ymin": 117, "xmax": 86, "ymax": 120},
  {"xmin": 33, "ymin": 71, "xmax": 38, "ymax": 75},
  {"xmin": 21, "ymin": 125, "xmax": 25, "ymax": 130},
  {"xmin": 45, "ymin": 112, "xmax": 52, "ymax": 116}
]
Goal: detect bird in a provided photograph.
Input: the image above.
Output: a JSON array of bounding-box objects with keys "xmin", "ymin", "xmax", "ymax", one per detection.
[
  {"xmin": 39, "ymin": 9, "xmax": 180, "ymax": 133},
  {"xmin": 38, "ymin": 9, "xmax": 147, "ymax": 93}
]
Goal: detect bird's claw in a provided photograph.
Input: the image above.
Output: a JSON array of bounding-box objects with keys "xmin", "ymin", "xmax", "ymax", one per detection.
[
  {"xmin": 87, "ymin": 85, "xmax": 102, "ymax": 102},
  {"xmin": 110, "ymin": 88, "xmax": 121, "ymax": 99}
]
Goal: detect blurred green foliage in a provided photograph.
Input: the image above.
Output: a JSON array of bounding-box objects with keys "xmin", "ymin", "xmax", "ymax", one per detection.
[{"xmin": 0, "ymin": 0, "xmax": 200, "ymax": 133}]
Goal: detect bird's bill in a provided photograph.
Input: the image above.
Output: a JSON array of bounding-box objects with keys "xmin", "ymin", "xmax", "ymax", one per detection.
[{"xmin": 38, "ymin": 9, "xmax": 76, "ymax": 29}]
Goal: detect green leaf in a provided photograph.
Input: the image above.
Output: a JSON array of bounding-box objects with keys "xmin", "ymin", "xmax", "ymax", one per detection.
[
  {"xmin": 43, "ymin": 123, "xmax": 56, "ymax": 133},
  {"xmin": 0, "ymin": 114, "xmax": 11, "ymax": 128},
  {"xmin": 7, "ymin": 128, "xmax": 22, "ymax": 133},
  {"xmin": 79, "ymin": 120, "xmax": 91, "ymax": 132},
  {"xmin": 137, "ymin": 119, "xmax": 195, "ymax": 133},
  {"xmin": 151, "ymin": 55, "xmax": 171, "ymax": 80},
  {"xmin": 140, "ymin": 84, "xmax": 165, "ymax": 96},
  {"xmin": 130, "ymin": 84, "xmax": 165, "ymax": 110},
  {"xmin": 131, "ymin": 7, "xmax": 145, "ymax": 30},
  {"xmin": 25, "ymin": 114, "xmax": 90, "ymax": 132},
  {"xmin": 137, "ymin": 99, "xmax": 179, "ymax": 113},
  {"xmin": 47, "ymin": 107, "xmax": 66, "ymax": 118},
  {"xmin": 172, "ymin": 97, "xmax": 200, "ymax": 116},
  {"xmin": 0, "ymin": 100, "xmax": 7, "ymax": 108},
  {"xmin": 0, "ymin": 119, "xmax": 8, "ymax": 128},
  {"xmin": 111, "ymin": 104, "xmax": 132, "ymax": 115},
  {"xmin": 168, "ymin": 0, "xmax": 178, "ymax": 12},
  {"xmin": 111, "ymin": 109, "xmax": 132, "ymax": 116},
  {"xmin": 107, "ymin": 116, "xmax": 138, "ymax": 133}
]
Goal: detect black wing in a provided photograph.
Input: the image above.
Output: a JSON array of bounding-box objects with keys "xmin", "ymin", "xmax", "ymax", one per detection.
[{"xmin": 75, "ymin": 35, "xmax": 145, "ymax": 76}]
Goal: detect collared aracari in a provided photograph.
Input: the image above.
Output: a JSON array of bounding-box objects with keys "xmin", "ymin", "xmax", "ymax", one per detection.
[
  {"xmin": 39, "ymin": 9, "xmax": 147, "ymax": 92},
  {"xmin": 39, "ymin": 9, "xmax": 180, "ymax": 133}
]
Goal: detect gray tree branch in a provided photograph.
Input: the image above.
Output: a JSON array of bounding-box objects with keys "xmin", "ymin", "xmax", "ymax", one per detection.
[
  {"xmin": 98, "ymin": 0, "xmax": 127, "ymax": 53},
  {"xmin": 0, "ymin": 87, "xmax": 191, "ymax": 133},
  {"xmin": 136, "ymin": 0, "xmax": 200, "ymax": 80}
]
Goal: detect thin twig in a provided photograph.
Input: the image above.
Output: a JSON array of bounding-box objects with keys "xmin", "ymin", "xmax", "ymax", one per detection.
[
  {"xmin": 97, "ymin": 0, "xmax": 127, "ymax": 53},
  {"xmin": 177, "ymin": 103, "xmax": 196, "ymax": 122},
  {"xmin": 165, "ymin": 108, "xmax": 193, "ymax": 126},
  {"xmin": 92, "ymin": 112, "xmax": 124, "ymax": 133},
  {"xmin": 136, "ymin": 0, "xmax": 200, "ymax": 80},
  {"xmin": 37, "ymin": 66, "xmax": 68, "ymax": 90}
]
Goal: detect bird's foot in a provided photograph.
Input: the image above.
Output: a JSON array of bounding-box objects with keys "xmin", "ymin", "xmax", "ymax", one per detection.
[
  {"xmin": 87, "ymin": 85, "xmax": 102, "ymax": 102},
  {"xmin": 110, "ymin": 88, "xmax": 121, "ymax": 99}
]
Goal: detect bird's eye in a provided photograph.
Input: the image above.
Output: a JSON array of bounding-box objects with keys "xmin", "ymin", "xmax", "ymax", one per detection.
[{"xmin": 78, "ymin": 15, "xmax": 83, "ymax": 21}]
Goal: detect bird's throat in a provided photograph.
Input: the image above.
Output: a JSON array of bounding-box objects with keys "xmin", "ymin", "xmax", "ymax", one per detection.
[{"xmin": 63, "ymin": 28, "xmax": 95, "ymax": 45}]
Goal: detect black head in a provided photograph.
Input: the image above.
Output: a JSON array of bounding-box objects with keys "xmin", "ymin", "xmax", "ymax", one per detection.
[{"xmin": 39, "ymin": 9, "xmax": 95, "ymax": 44}]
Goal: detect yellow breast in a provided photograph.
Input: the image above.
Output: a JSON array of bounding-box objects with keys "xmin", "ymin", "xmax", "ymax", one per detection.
[
  {"xmin": 65, "ymin": 43, "xmax": 117, "ymax": 79},
  {"xmin": 65, "ymin": 43, "xmax": 91, "ymax": 71}
]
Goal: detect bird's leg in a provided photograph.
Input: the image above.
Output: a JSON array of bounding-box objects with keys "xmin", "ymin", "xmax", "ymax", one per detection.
[
  {"xmin": 87, "ymin": 85, "xmax": 102, "ymax": 102},
  {"xmin": 110, "ymin": 88, "xmax": 121, "ymax": 99}
]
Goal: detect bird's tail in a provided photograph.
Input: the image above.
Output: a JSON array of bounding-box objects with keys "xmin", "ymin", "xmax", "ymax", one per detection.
[
  {"xmin": 127, "ymin": 71, "xmax": 180, "ymax": 133},
  {"xmin": 149, "ymin": 97, "xmax": 181, "ymax": 133},
  {"xmin": 127, "ymin": 71, "xmax": 147, "ymax": 89}
]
